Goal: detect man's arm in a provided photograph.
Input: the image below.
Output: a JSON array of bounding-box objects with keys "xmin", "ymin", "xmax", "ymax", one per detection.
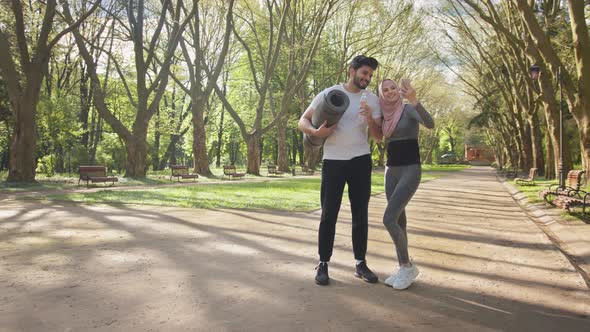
[
  {"xmin": 367, "ymin": 115, "xmax": 383, "ymax": 142},
  {"xmin": 359, "ymin": 103, "xmax": 383, "ymax": 142},
  {"xmin": 298, "ymin": 106, "xmax": 336, "ymax": 137}
]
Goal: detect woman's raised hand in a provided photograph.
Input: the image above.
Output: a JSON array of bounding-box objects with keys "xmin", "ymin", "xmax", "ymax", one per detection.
[{"xmin": 400, "ymin": 79, "xmax": 419, "ymax": 106}]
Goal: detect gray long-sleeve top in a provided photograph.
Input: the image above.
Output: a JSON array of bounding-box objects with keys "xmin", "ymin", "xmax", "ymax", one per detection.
[{"xmin": 386, "ymin": 103, "xmax": 434, "ymax": 143}]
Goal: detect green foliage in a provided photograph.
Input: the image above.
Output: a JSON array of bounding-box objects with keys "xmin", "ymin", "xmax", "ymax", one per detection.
[
  {"xmin": 105, "ymin": 79, "xmax": 138, "ymax": 129},
  {"xmin": 37, "ymin": 95, "xmax": 82, "ymax": 142},
  {"xmin": 0, "ymin": 1, "xmax": 472, "ymax": 179},
  {"xmin": 0, "ymin": 121, "xmax": 9, "ymax": 171},
  {"xmin": 35, "ymin": 155, "xmax": 56, "ymax": 176},
  {"xmin": 95, "ymin": 133, "xmax": 126, "ymax": 173}
]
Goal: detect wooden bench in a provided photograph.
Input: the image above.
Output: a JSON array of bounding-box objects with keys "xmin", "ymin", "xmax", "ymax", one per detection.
[
  {"xmin": 170, "ymin": 165, "xmax": 199, "ymax": 182},
  {"xmin": 291, "ymin": 165, "xmax": 315, "ymax": 176},
  {"xmin": 515, "ymin": 168, "xmax": 537, "ymax": 185},
  {"xmin": 223, "ymin": 165, "xmax": 246, "ymax": 180},
  {"xmin": 552, "ymin": 193, "xmax": 590, "ymax": 216},
  {"xmin": 539, "ymin": 170, "xmax": 586, "ymax": 216},
  {"xmin": 78, "ymin": 165, "xmax": 118, "ymax": 187},
  {"xmin": 267, "ymin": 165, "xmax": 284, "ymax": 176},
  {"xmin": 539, "ymin": 170, "xmax": 585, "ymax": 205}
]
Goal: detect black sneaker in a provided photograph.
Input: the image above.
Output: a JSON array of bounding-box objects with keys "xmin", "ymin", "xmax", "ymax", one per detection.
[
  {"xmin": 315, "ymin": 262, "xmax": 329, "ymax": 285},
  {"xmin": 354, "ymin": 261, "xmax": 378, "ymax": 283}
]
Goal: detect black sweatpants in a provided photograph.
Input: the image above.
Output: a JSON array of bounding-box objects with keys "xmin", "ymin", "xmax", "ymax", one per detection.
[{"xmin": 319, "ymin": 154, "xmax": 372, "ymax": 262}]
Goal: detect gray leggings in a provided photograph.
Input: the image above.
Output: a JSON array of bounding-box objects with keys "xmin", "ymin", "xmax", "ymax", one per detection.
[{"xmin": 383, "ymin": 164, "xmax": 421, "ymax": 265}]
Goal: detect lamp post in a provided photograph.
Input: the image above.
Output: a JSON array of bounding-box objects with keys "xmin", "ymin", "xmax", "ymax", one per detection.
[{"xmin": 530, "ymin": 64, "xmax": 564, "ymax": 189}]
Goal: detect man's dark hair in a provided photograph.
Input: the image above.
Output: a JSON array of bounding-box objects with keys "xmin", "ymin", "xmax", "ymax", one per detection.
[{"xmin": 349, "ymin": 55, "xmax": 378, "ymax": 70}]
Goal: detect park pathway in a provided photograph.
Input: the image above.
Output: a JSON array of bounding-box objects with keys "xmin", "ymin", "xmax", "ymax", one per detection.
[{"xmin": 0, "ymin": 166, "xmax": 589, "ymax": 331}]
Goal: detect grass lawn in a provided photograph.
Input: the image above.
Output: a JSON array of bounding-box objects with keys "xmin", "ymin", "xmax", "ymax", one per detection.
[
  {"xmin": 21, "ymin": 166, "xmax": 467, "ymax": 211},
  {"xmin": 40, "ymin": 178, "xmax": 324, "ymax": 211},
  {"xmin": 422, "ymin": 164, "xmax": 471, "ymax": 172},
  {"xmin": 0, "ymin": 169, "xmax": 243, "ymax": 193},
  {"xmin": 0, "ymin": 173, "xmax": 174, "ymax": 192},
  {"xmin": 509, "ymin": 176, "xmax": 556, "ymax": 204}
]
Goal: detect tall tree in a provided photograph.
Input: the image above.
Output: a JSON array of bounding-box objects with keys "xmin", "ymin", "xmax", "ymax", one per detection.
[
  {"xmin": 272, "ymin": 0, "xmax": 339, "ymax": 172},
  {"xmin": 0, "ymin": 0, "xmax": 99, "ymax": 181},
  {"xmin": 65, "ymin": 0, "xmax": 194, "ymax": 177},
  {"xmin": 445, "ymin": 0, "xmax": 570, "ymax": 176},
  {"xmin": 170, "ymin": 0, "xmax": 235, "ymax": 177},
  {"xmin": 565, "ymin": 0, "xmax": 590, "ymax": 174},
  {"xmin": 210, "ymin": 0, "xmax": 291, "ymax": 175}
]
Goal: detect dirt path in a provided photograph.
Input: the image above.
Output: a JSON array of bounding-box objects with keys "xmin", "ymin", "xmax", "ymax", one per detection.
[{"xmin": 0, "ymin": 166, "xmax": 588, "ymax": 331}]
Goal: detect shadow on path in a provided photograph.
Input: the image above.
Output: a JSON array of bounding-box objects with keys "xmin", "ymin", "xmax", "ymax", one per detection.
[{"xmin": 0, "ymin": 166, "xmax": 588, "ymax": 331}]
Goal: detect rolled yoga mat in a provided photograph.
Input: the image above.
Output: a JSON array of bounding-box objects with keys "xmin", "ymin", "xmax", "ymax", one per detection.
[{"xmin": 303, "ymin": 89, "xmax": 350, "ymax": 148}]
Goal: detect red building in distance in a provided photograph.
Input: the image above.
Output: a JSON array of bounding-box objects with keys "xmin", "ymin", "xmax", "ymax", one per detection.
[{"xmin": 465, "ymin": 144, "xmax": 495, "ymax": 166}]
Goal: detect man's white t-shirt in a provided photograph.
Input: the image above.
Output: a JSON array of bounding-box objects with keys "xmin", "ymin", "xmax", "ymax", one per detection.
[{"xmin": 310, "ymin": 84, "xmax": 381, "ymax": 160}]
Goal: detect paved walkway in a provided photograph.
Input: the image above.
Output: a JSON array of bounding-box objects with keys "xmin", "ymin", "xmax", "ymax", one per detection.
[{"xmin": 0, "ymin": 167, "xmax": 589, "ymax": 331}]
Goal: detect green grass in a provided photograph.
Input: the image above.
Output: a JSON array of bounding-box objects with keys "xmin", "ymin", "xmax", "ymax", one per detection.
[
  {"xmin": 510, "ymin": 175, "xmax": 590, "ymax": 224},
  {"xmin": 422, "ymin": 164, "xmax": 471, "ymax": 172},
  {"xmin": 0, "ymin": 175, "xmax": 176, "ymax": 192},
  {"xmin": 39, "ymin": 178, "xmax": 323, "ymax": 211},
  {"xmin": 1, "ymin": 164, "xmax": 462, "ymax": 194},
  {"xmin": 509, "ymin": 176, "xmax": 556, "ymax": 204},
  {"xmin": 510, "ymin": 173, "xmax": 590, "ymax": 204},
  {"xmin": 22, "ymin": 167, "xmax": 456, "ymax": 211},
  {"xmin": 0, "ymin": 169, "xmax": 242, "ymax": 193}
]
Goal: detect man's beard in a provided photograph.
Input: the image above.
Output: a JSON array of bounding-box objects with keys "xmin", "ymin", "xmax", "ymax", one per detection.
[{"xmin": 353, "ymin": 75, "xmax": 369, "ymax": 89}]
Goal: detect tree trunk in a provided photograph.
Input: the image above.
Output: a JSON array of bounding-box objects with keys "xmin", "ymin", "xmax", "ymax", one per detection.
[
  {"xmin": 216, "ymin": 106, "xmax": 225, "ymax": 168},
  {"xmin": 515, "ymin": 0, "xmax": 590, "ymax": 177},
  {"xmin": 536, "ymin": 65, "xmax": 561, "ymax": 179},
  {"xmin": 124, "ymin": 133, "xmax": 148, "ymax": 177},
  {"xmin": 514, "ymin": 110, "xmax": 532, "ymax": 170},
  {"xmin": 522, "ymin": 114, "xmax": 534, "ymax": 170},
  {"xmin": 246, "ymin": 134, "xmax": 261, "ymax": 175},
  {"xmin": 276, "ymin": 115, "xmax": 289, "ymax": 172},
  {"xmin": 530, "ymin": 110, "xmax": 545, "ymax": 176},
  {"xmin": 88, "ymin": 114, "xmax": 101, "ymax": 165},
  {"xmin": 499, "ymin": 130, "xmax": 516, "ymax": 167},
  {"xmin": 290, "ymin": 128, "xmax": 298, "ymax": 165},
  {"xmin": 544, "ymin": 129, "xmax": 555, "ymax": 179},
  {"xmin": 55, "ymin": 145, "xmax": 65, "ymax": 173},
  {"xmin": 191, "ymin": 96, "xmax": 212, "ymax": 176},
  {"xmin": 79, "ymin": 63, "xmax": 90, "ymax": 149},
  {"xmin": 159, "ymin": 126, "xmax": 189, "ymax": 170},
  {"xmin": 170, "ymin": 150, "xmax": 178, "ymax": 166},
  {"xmin": 260, "ymin": 137, "xmax": 265, "ymax": 166},
  {"xmin": 7, "ymin": 98, "xmax": 37, "ymax": 182},
  {"xmin": 568, "ymin": 0, "xmax": 590, "ymax": 178},
  {"xmin": 152, "ymin": 107, "xmax": 161, "ymax": 171},
  {"xmin": 579, "ymin": 126, "xmax": 590, "ymax": 182}
]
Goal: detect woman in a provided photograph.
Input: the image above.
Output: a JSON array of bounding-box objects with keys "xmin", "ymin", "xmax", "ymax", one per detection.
[{"xmin": 378, "ymin": 78, "xmax": 434, "ymax": 290}]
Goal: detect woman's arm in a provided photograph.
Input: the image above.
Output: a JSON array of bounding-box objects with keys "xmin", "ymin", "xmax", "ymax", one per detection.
[
  {"xmin": 414, "ymin": 103, "xmax": 434, "ymax": 129},
  {"xmin": 400, "ymin": 79, "xmax": 434, "ymax": 129}
]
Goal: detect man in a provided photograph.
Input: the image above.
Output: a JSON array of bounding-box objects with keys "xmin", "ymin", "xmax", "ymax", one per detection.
[{"xmin": 298, "ymin": 55, "xmax": 382, "ymax": 285}]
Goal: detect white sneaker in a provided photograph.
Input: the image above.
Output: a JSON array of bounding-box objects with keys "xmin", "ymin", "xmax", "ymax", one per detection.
[
  {"xmin": 384, "ymin": 269, "xmax": 399, "ymax": 287},
  {"xmin": 392, "ymin": 265, "xmax": 419, "ymax": 290}
]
